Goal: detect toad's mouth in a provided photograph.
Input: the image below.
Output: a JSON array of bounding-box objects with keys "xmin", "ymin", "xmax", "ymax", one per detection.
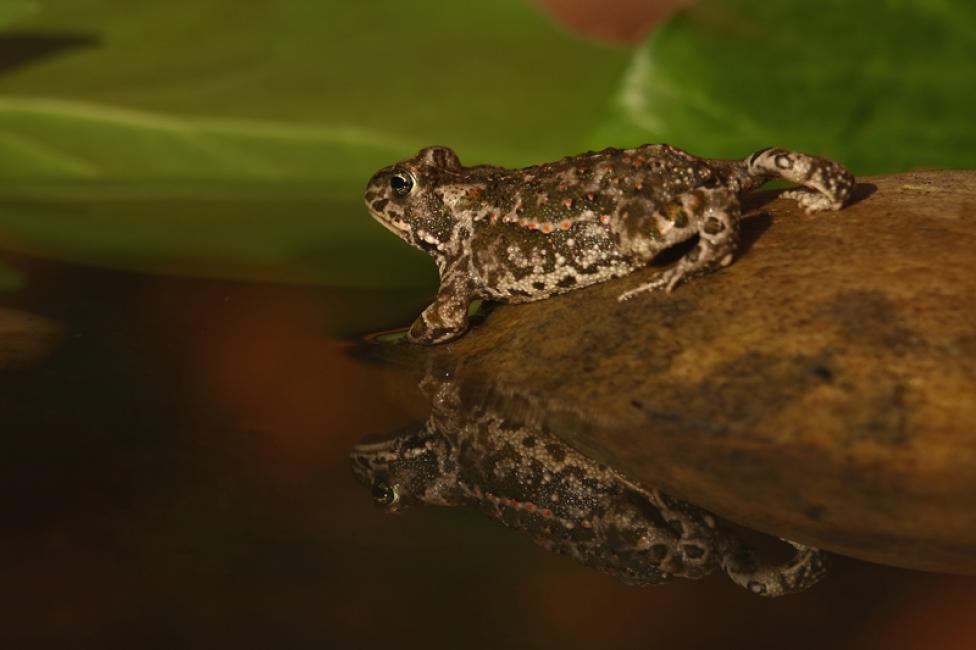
[{"xmin": 372, "ymin": 213, "xmax": 413, "ymax": 238}]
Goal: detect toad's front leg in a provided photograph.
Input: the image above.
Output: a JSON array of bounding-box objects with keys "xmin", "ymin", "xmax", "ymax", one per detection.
[
  {"xmin": 408, "ymin": 263, "xmax": 475, "ymax": 345},
  {"xmin": 617, "ymin": 188, "xmax": 741, "ymax": 301},
  {"xmin": 740, "ymin": 147, "xmax": 855, "ymax": 213}
]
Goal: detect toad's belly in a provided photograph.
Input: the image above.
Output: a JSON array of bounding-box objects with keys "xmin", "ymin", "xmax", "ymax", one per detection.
[{"xmin": 469, "ymin": 226, "xmax": 637, "ymax": 303}]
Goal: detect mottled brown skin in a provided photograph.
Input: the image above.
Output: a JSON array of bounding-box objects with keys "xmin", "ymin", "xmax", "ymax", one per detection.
[
  {"xmin": 350, "ymin": 374, "xmax": 829, "ymax": 597},
  {"xmin": 364, "ymin": 144, "xmax": 854, "ymax": 344}
]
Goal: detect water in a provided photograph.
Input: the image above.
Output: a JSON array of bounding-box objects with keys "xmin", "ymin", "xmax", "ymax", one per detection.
[{"xmin": 2, "ymin": 250, "xmax": 975, "ymax": 648}]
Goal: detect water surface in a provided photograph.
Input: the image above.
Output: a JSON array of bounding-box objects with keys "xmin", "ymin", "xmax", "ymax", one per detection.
[{"xmin": 2, "ymin": 248, "xmax": 974, "ymax": 648}]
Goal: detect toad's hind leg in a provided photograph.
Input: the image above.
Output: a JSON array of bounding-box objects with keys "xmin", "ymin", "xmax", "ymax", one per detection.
[
  {"xmin": 718, "ymin": 533, "xmax": 830, "ymax": 597},
  {"xmin": 741, "ymin": 148, "xmax": 855, "ymax": 213},
  {"xmin": 617, "ymin": 188, "xmax": 740, "ymax": 302}
]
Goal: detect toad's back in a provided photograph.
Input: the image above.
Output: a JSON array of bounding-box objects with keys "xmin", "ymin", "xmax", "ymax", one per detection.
[{"xmin": 463, "ymin": 145, "xmax": 721, "ymax": 301}]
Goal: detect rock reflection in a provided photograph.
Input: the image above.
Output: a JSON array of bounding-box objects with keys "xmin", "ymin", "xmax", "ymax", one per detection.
[{"xmin": 350, "ymin": 363, "xmax": 828, "ymax": 597}]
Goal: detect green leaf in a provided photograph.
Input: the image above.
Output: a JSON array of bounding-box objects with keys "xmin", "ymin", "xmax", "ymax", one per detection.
[
  {"xmin": 0, "ymin": 1, "xmax": 36, "ymax": 29},
  {"xmin": 0, "ymin": 1, "xmax": 630, "ymax": 288},
  {"xmin": 0, "ymin": 261, "xmax": 21, "ymax": 292},
  {"xmin": 0, "ymin": 97, "xmax": 416, "ymax": 183},
  {"xmin": 0, "ymin": 181, "xmax": 436, "ymax": 289},
  {"xmin": 0, "ymin": 0, "xmax": 630, "ymax": 180},
  {"xmin": 589, "ymin": 0, "xmax": 976, "ymax": 174}
]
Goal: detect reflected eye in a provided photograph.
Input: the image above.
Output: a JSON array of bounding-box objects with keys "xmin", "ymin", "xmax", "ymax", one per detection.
[
  {"xmin": 390, "ymin": 172, "xmax": 414, "ymax": 197},
  {"xmin": 371, "ymin": 481, "xmax": 399, "ymax": 506}
]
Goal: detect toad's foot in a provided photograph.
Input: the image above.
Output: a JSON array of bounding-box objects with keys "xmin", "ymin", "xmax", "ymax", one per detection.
[
  {"xmin": 407, "ymin": 315, "xmax": 467, "ymax": 345},
  {"xmin": 617, "ymin": 274, "xmax": 672, "ymax": 301},
  {"xmin": 617, "ymin": 188, "xmax": 741, "ymax": 302},
  {"xmin": 718, "ymin": 534, "xmax": 830, "ymax": 597},
  {"xmin": 781, "ymin": 188, "xmax": 840, "ymax": 213},
  {"xmin": 743, "ymin": 147, "xmax": 855, "ymax": 212}
]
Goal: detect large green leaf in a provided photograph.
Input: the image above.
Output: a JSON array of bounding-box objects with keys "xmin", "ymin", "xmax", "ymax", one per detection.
[
  {"xmin": 589, "ymin": 0, "xmax": 976, "ymax": 174},
  {"xmin": 0, "ymin": 1, "xmax": 629, "ymax": 287},
  {"xmin": 0, "ymin": 181, "xmax": 436, "ymax": 288},
  {"xmin": 0, "ymin": 261, "xmax": 20, "ymax": 292},
  {"xmin": 0, "ymin": 0, "xmax": 629, "ymax": 179},
  {"xmin": 0, "ymin": 97, "xmax": 416, "ymax": 183},
  {"xmin": 0, "ymin": 1, "xmax": 35, "ymax": 29}
]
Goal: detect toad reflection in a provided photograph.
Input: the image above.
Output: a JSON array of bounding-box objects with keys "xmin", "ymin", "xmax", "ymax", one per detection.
[{"xmin": 350, "ymin": 370, "xmax": 828, "ymax": 597}]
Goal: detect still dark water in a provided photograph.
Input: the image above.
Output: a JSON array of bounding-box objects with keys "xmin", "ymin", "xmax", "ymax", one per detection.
[{"xmin": 2, "ymin": 251, "xmax": 974, "ymax": 649}]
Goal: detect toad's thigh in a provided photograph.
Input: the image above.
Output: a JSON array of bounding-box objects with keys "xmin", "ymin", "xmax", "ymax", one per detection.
[{"xmin": 609, "ymin": 196, "xmax": 697, "ymax": 262}]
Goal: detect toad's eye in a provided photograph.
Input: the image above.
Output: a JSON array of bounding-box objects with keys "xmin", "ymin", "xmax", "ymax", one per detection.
[
  {"xmin": 371, "ymin": 481, "xmax": 399, "ymax": 506},
  {"xmin": 390, "ymin": 172, "xmax": 414, "ymax": 197}
]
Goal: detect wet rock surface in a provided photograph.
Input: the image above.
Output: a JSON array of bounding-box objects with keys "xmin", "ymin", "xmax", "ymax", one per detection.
[{"xmin": 385, "ymin": 171, "xmax": 976, "ymax": 575}]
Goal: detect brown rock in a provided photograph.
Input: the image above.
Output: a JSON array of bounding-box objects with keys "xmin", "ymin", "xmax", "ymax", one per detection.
[{"xmin": 411, "ymin": 171, "xmax": 976, "ymax": 575}]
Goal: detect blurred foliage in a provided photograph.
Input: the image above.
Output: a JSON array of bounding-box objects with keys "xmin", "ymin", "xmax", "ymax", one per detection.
[
  {"xmin": 0, "ymin": 0, "xmax": 627, "ymax": 180},
  {"xmin": 0, "ymin": 2, "xmax": 35, "ymax": 29},
  {"xmin": 0, "ymin": 182, "xmax": 438, "ymax": 289},
  {"xmin": 0, "ymin": 0, "xmax": 972, "ymax": 290},
  {"xmin": 0, "ymin": 260, "xmax": 20, "ymax": 291},
  {"xmin": 0, "ymin": 0, "xmax": 627, "ymax": 288},
  {"xmin": 590, "ymin": 0, "xmax": 976, "ymax": 174}
]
